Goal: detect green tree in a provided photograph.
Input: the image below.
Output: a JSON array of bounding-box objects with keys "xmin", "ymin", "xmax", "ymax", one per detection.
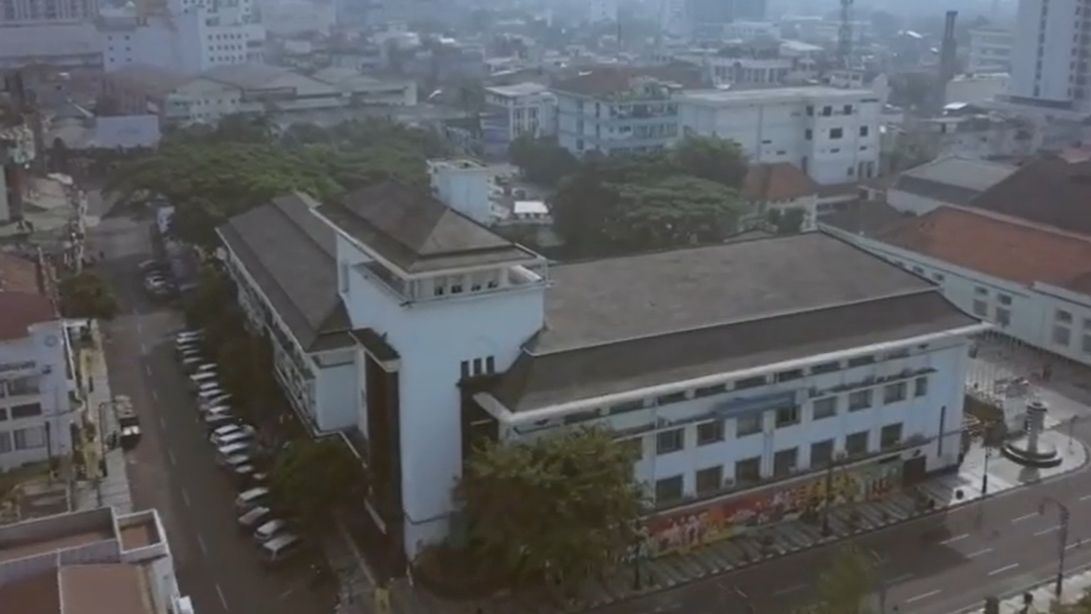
[
  {"xmin": 1054, "ymin": 590, "xmax": 1091, "ymax": 613},
  {"xmin": 508, "ymin": 135, "xmax": 580, "ymax": 187},
  {"xmin": 799, "ymin": 544, "xmax": 878, "ymax": 614},
  {"xmin": 456, "ymin": 429, "xmax": 643, "ymax": 589},
  {"xmin": 59, "ymin": 271, "xmax": 118, "ymax": 320},
  {"xmin": 270, "ymin": 439, "xmax": 363, "ymax": 527},
  {"xmin": 767, "ymin": 207, "xmax": 807, "ymax": 235},
  {"xmin": 672, "ymin": 135, "xmax": 748, "ymax": 188}
]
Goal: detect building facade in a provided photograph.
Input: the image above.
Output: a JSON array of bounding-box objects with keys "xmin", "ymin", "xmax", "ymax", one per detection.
[
  {"xmin": 678, "ymin": 87, "xmax": 882, "ymax": 185},
  {"xmin": 0, "ymin": 0, "xmax": 97, "ymax": 25},
  {"xmin": 1007, "ymin": 0, "xmax": 1090, "ymax": 111},
  {"xmin": 482, "ymin": 82, "xmax": 556, "ymax": 158},
  {"xmin": 968, "ymin": 27, "xmax": 1014, "ymax": 74}
]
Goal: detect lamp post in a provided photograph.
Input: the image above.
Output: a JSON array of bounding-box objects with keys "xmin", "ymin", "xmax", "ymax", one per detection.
[
  {"xmin": 1039, "ymin": 496, "xmax": 1070, "ymax": 598},
  {"xmin": 822, "ymin": 457, "xmax": 835, "ymax": 536}
]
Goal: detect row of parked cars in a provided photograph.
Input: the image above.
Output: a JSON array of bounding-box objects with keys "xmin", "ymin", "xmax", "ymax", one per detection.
[{"xmin": 175, "ymin": 329, "xmax": 307, "ymax": 567}]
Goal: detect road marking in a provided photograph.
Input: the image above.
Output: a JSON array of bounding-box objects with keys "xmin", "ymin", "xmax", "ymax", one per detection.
[
  {"xmin": 140, "ymin": 342, "xmax": 147, "ymax": 354},
  {"xmin": 1080, "ymin": 494, "xmax": 1091, "ymax": 502},
  {"xmin": 1011, "ymin": 512, "xmax": 1037, "ymax": 524},
  {"xmin": 772, "ymin": 583, "xmax": 809, "ymax": 596},
  {"xmin": 215, "ymin": 583, "xmax": 229, "ymax": 611},
  {"xmin": 181, "ymin": 488, "xmax": 191, "ymax": 508},
  {"xmin": 987, "ymin": 563, "xmax": 1020, "ymax": 576},
  {"xmin": 1034, "ymin": 525, "xmax": 1061, "ymax": 537},
  {"xmin": 136, "ymin": 322, "xmax": 143, "ymax": 336},
  {"xmin": 167, "ymin": 449, "xmax": 176, "ymax": 467},
  {"xmin": 967, "ymin": 547, "xmax": 993, "ymax": 558},
  {"xmin": 197, "ymin": 534, "xmax": 208, "ymax": 556},
  {"xmin": 158, "ymin": 414, "xmax": 165, "ymax": 429},
  {"xmin": 940, "ymin": 533, "xmax": 970, "ymax": 545},
  {"xmin": 905, "ymin": 589, "xmax": 942, "ymax": 604},
  {"xmin": 889, "ymin": 573, "xmax": 915, "ymax": 583},
  {"xmin": 144, "ymin": 364, "xmax": 151, "ymax": 377},
  {"xmin": 152, "ymin": 390, "xmax": 159, "ymax": 402}
]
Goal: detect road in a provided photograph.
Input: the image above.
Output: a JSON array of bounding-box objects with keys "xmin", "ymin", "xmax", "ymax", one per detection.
[
  {"xmin": 90, "ymin": 212, "xmax": 334, "ymax": 614},
  {"xmin": 597, "ymin": 427, "xmax": 1091, "ymax": 614}
]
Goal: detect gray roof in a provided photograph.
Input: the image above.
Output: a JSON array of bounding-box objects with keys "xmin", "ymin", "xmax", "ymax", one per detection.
[
  {"xmin": 820, "ymin": 201, "xmax": 913, "ymax": 235},
  {"xmin": 891, "ymin": 156, "xmax": 1016, "ymax": 205},
  {"xmin": 317, "ymin": 182, "xmax": 537, "ymax": 274},
  {"xmin": 217, "ymin": 193, "xmax": 349, "ymax": 351},
  {"xmin": 108, "ymin": 64, "xmax": 190, "ymax": 97},
  {"xmin": 533, "ymin": 233, "xmax": 940, "ymax": 354},
  {"xmin": 493, "ymin": 291, "xmax": 977, "ymax": 412},
  {"xmin": 484, "ymin": 82, "xmax": 550, "ymax": 97}
]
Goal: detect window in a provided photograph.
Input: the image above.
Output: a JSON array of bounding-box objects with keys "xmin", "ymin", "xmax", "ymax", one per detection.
[
  {"xmin": 914, "ymin": 377, "xmax": 928, "ymax": 398},
  {"xmin": 0, "ymin": 408, "xmax": 6, "ymax": 421},
  {"xmin": 1054, "ymin": 325, "xmax": 1072, "ymax": 347},
  {"xmin": 472, "ymin": 358, "xmax": 482, "ymax": 375},
  {"xmin": 656, "ymin": 428, "xmax": 684, "ymax": 454},
  {"xmin": 450, "ymin": 278, "xmax": 464, "ymax": 294},
  {"xmin": 10, "ymin": 403, "xmax": 41, "ymax": 419},
  {"xmin": 735, "ymin": 457, "xmax": 761, "ymax": 485},
  {"xmin": 485, "ymin": 356, "xmax": 495, "ymax": 374},
  {"xmin": 830, "ymin": 127, "xmax": 843, "ymax": 139},
  {"xmin": 999, "ymin": 294, "xmax": 1013, "ymax": 306},
  {"xmin": 1056, "ymin": 309, "xmax": 1074, "ymax": 324},
  {"xmin": 972, "ymin": 299, "xmax": 988, "ymax": 317},
  {"xmin": 810, "ymin": 361, "xmax": 840, "ymax": 374},
  {"xmin": 655, "ymin": 475, "xmax": 684, "ymax": 504},
  {"xmin": 881, "ymin": 423, "xmax": 903, "ymax": 449},
  {"xmin": 459, "ymin": 361, "xmax": 470, "ymax": 379},
  {"xmin": 694, "ymin": 383, "xmax": 727, "ymax": 398},
  {"xmin": 846, "ymin": 431, "xmax": 869, "ymax": 456},
  {"xmin": 736, "ymin": 413, "xmax": 763, "ymax": 437},
  {"xmin": 974, "ymin": 286, "xmax": 988, "ymax": 296},
  {"xmin": 859, "ymin": 125, "xmax": 869, "ymax": 137},
  {"xmin": 912, "ymin": 266, "xmax": 924, "ymax": 275},
  {"xmin": 1083, "ymin": 334, "xmax": 1091, "ymax": 355},
  {"xmin": 805, "ymin": 128, "xmax": 813, "ymax": 140},
  {"xmin": 775, "ymin": 406, "xmax": 800, "ymax": 428},
  {"xmin": 847, "ymin": 355, "xmax": 874, "ymax": 368},
  {"xmin": 996, "ymin": 307, "xmax": 1011, "ymax": 327},
  {"xmin": 843, "ymin": 104, "xmax": 853, "ymax": 114},
  {"xmin": 776, "ymin": 369, "xmax": 803, "ymax": 382},
  {"xmin": 811, "ymin": 439, "xmax": 834, "ymax": 466},
  {"xmin": 813, "ymin": 397, "xmax": 838, "ymax": 420},
  {"xmin": 656, "ymin": 391, "xmax": 687, "ymax": 406},
  {"xmin": 735, "ymin": 375, "xmax": 766, "ymax": 390},
  {"xmin": 806, "ymin": 105, "xmax": 814, "ymax": 116},
  {"xmin": 883, "ymin": 382, "xmax": 907, "ymax": 404},
  {"xmin": 822, "ymin": 105, "xmax": 832, "ymax": 116},
  {"xmin": 697, "ymin": 420, "xmax": 724, "ymax": 445},
  {"xmin": 620, "ymin": 437, "xmax": 643, "ymax": 461},
  {"xmin": 773, "ymin": 447, "xmax": 798, "ymax": 477},
  {"xmin": 13, "ymin": 426, "xmax": 45, "ymax": 450},
  {"xmin": 849, "ymin": 389, "xmax": 872, "ymax": 411},
  {"xmin": 696, "ymin": 465, "xmax": 723, "ymax": 495}
]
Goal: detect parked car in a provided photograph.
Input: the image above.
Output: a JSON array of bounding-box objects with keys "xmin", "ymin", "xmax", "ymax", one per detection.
[
  {"xmin": 235, "ymin": 487, "xmax": 270, "ymax": 514},
  {"xmin": 230, "ymin": 463, "xmax": 268, "ymax": 488},
  {"xmin": 139, "ymin": 259, "xmax": 165, "ymax": 273},
  {"xmin": 211, "ymin": 426, "xmax": 256, "ymax": 447},
  {"xmin": 176, "ymin": 329, "xmax": 203, "ymax": 341},
  {"xmin": 180, "ymin": 355, "xmax": 206, "ymax": 372},
  {"xmin": 221, "ymin": 452, "xmax": 253, "ymax": 471},
  {"xmin": 253, "ymin": 519, "xmax": 290, "ymax": 544},
  {"xmin": 204, "ymin": 411, "xmax": 240, "ymax": 431},
  {"xmin": 199, "ymin": 393, "xmax": 233, "ymax": 411},
  {"xmin": 259, "ymin": 533, "xmax": 304, "ymax": 567},
  {"xmin": 238, "ymin": 505, "xmax": 272, "ymax": 532},
  {"xmin": 210, "ymin": 422, "xmax": 250, "ymax": 439},
  {"xmin": 217, "ymin": 442, "xmax": 255, "ymax": 462}
]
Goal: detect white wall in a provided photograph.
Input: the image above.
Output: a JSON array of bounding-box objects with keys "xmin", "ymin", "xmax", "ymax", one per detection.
[
  {"xmin": 314, "ymin": 352, "xmax": 359, "ymax": 432},
  {"xmin": 428, "ymin": 165, "xmax": 492, "ymax": 225},
  {"xmin": 1008, "ymin": 0, "xmax": 1079, "ymax": 104}
]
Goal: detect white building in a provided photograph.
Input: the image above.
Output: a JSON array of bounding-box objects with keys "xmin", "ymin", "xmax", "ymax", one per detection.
[
  {"xmin": 1007, "ymin": 0, "xmax": 1090, "ymax": 111},
  {"xmin": 0, "ymin": 22, "xmax": 103, "ymax": 69},
  {"xmin": 221, "ymin": 183, "xmax": 982, "ymax": 566},
  {"xmin": 482, "ymin": 82, "xmax": 557, "ymax": 158},
  {"xmin": 585, "ymin": 0, "xmax": 617, "ymax": 23},
  {"xmin": 968, "ymin": 27, "xmax": 1014, "ymax": 74},
  {"xmin": 0, "ymin": 255, "xmax": 76, "ymax": 471},
  {"xmin": 426, "ymin": 159, "xmax": 504, "ymax": 225},
  {"xmin": 886, "ymin": 156, "xmax": 1016, "ymax": 216},
  {"xmin": 678, "ymin": 86, "xmax": 882, "ymax": 185},
  {"xmin": 0, "ymin": 507, "xmax": 192, "ymax": 614},
  {"xmin": 0, "ymin": 0, "xmax": 97, "ymax": 25},
  {"xmin": 553, "ymin": 66, "xmax": 697, "ymax": 157}
]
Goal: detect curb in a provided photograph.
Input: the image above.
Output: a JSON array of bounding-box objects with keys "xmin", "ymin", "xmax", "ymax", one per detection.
[{"xmin": 573, "ymin": 440, "xmax": 1091, "ymax": 613}]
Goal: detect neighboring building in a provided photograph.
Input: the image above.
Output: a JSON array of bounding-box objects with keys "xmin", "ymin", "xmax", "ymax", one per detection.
[
  {"xmin": 310, "ymin": 67, "xmax": 417, "ymax": 107},
  {"xmin": 678, "ymin": 86, "xmax": 882, "ymax": 185},
  {"xmin": 426, "ymin": 159, "xmax": 503, "ymax": 225},
  {"xmin": 0, "ymin": 252, "xmax": 75, "ymax": 471},
  {"xmin": 961, "ymin": 154, "xmax": 1091, "ymax": 236},
  {"xmin": 673, "ymin": 48, "xmax": 794, "ymax": 88},
  {"xmin": 886, "ymin": 156, "xmax": 1016, "ymax": 216},
  {"xmin": 219, "ymin": 182, "xmax": 983, "ymax": 566},
  {"xmin": 893, "ymin": 110, "xmax": 1038, "ymax": 162},
  {"xmin": 0, "ymin": 0, "xmax": 97, "ymax": 25},
  {"xmin": 586, "ymin": 0, "xmax": 617, "ymax": 23},
  {"xmin": 741, "ymin": 162, "xmax": 820, "ymax": 231},
  {"xmin": 0, "ymin": 22, "xmax": 102, "ymax": 70},
  {"xmin": 945, "ymin": 74, "xmax": 1009, "ymax": 105},
  {"xmin": 482, "ymin": 82, "xmax": 556, "ymax": 158},
  {"xmin": 0, "ymin": 506, "xmax": 192, "ymax": 614},
  {"xmin": 1007, "ymin": 0, "xmax": 1090, "ymax": 112},
  {"xmin": 823, "ymin": 205, "xmax": 1091, "ymax": 368},
  {"xmin": 552, "ymin": 65, "xmax": 702, "ymax": 157},
  {"xmin": 968, "ymin": 27, "xmax": 1013, "ymax": 74},
  {"xmin": 49, "ymin": 114, "xmax": 162, "ymax": 150}
]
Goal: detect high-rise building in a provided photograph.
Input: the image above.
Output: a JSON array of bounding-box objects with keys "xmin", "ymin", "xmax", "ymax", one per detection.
[
  {"xmin": 1007, "ymin": 0, "xmax": 1091, "ymax": 111},
  {"xmin": 0, "ymin": 0, "xmax": 98, "ymax": 25}
]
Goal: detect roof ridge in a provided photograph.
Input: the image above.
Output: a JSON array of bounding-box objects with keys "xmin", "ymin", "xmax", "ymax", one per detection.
[{"xmin": 940, "ymin": 204, "xmax": 1091, "ymax": 245}]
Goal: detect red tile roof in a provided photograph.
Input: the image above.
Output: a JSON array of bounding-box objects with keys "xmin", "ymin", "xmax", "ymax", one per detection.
[
  {"xmin": 876, "ymin": 206, "xmax": 1091, "ymax": 292},
  {"xmin": 0, "ymin": 252, "xmax": 42, "ymax": 294},
  {"xmin": 743, "ymin": 162, "xmax": 819, "ymax": 202},
  {"xmin": 967, "ymin": 156, "xmax": 1091, "ymax": 236},
  {"xmin": 0, "ymin": 291, "xmax": 56, "ymax": 341}
]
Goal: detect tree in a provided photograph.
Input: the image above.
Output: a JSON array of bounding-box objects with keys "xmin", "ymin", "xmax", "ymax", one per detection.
[
  {"xmin": 799, "ymin": 544, "xmax": 878, "ymax": 614},
  {"xmin": 508, "ymin": 136, "xmax": 579, "ymax": 187},
  {"xmin": 672, "ymin": 135, "xmax": 748, "ymax": 188},
  {"xmin": 1053, "ymin": 590, "xmax": 1091, "ymax": 613},
  {"xmin": 59, "ymin": 272, "xmax": 118, "ymax": 320},
  {"xmin": 767, "ymin": 207, "xmax": 807, "ymax": 235},
  {"xmin": 270, "ymin": 439, "xmax": 363, "ymax": 527},
  {"xmin": 456, "ymin": 429, "xmax": 643, "ymax": 589}
]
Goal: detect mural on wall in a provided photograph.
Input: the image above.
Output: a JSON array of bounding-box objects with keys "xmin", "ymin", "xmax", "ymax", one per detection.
[{"xmin": 645, "ymin": 460, "xmax": 903, "ymax": 556}]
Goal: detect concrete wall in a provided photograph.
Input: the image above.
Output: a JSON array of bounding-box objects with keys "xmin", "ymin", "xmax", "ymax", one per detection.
[
  {"xmin": 887, "ymin": 189, "xmax": 945, "ymax": 215},
  {"xmin": 314, "ymin": 354, "xmax": 358, "ymax": 432}
]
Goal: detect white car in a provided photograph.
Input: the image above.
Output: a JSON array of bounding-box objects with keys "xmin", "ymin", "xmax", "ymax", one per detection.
[
  {"xmin": 211, "ymin": 425, "xmax": 256, "ymax": 447},
  {"xmin": 253, "ymin": 518, "xmax": 290, "ymax": 543}
]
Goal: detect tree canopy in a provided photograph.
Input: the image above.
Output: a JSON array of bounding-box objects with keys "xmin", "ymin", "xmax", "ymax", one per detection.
[
  {"xmin": 270, "ymin": 439, "xmax": 363, "ymax": 527},
  {"xmin": 672, "ymin": 135, "xmax": 748, "ymax": 188},
  {"xmin": 58, "ymin": 271, "xmax": 118, "ymax": 320},
  {"xmin": 798, "ymin": 544, "xmax": 878, "ymax": 614},
  {"xmin": 509, "ymin": 135, "xmax": 580, "ymax": 188},
  {"xmin": 456, "ymin": 429, "xmax": 643, "ymax": 589}
]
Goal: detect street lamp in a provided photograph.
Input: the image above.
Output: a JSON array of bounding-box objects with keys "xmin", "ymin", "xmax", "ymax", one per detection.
[{"xmin": 1039, "ymin": 496, "xmax": 1070, "ymax": 598}]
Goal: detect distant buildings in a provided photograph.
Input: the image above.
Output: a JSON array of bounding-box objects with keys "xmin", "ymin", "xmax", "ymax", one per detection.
[
  {"xmin": 968, "ymin": 27, "xmax": 1014, "ymax": 74},
  {"xmin": 1007, "ymin": 0, "xmax": 1090, "ymax": 112},
  {"xmin": 482, "ymin": 82, "xmax": 556, "ymax": 158},
  {"xmin": 678, "ymin": 87, "xmax": 881, "ymax": 185},
  {"xmin": 0, "ymin": 0, "xmax": 97, "ymax": 25},
  {"xmin": 883, "ymin": 156, "xmax": 1016, "ymax": 216}
]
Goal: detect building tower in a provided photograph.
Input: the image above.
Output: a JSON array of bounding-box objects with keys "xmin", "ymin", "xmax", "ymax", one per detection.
[
  {"xmin": 1007, "ymin": 0, "xmax": 1091, "ymax": 112},
  {"xmin": 935, "ymin": 10, "xmax": 959, "ymax": 113},
  {"xmin": 838, "ymin": 0, "xmax": 854, "ymax": 68}
]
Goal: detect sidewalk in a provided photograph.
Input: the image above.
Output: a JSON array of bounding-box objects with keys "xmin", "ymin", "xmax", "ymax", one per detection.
[
  {"xmin": 71, "ymin": 321, "xmax": 133, "ymax": 513},
  {"xmin": 390, "ymin": 431, "xmax": 1087, "ymax": 614},
  {"xmin": 325, "ymin": 510, "xmax": 377, "ymax": 614},
  {"xmin": 961, "ymin": 565, "xmax": 1091, "ymax": 613}
]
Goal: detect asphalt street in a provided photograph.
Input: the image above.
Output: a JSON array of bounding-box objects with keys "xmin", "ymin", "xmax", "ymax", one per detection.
[
  {"xmin": 90, "ymin": 212, "xmax": 334, "ymax": 614},
  {"xmin": 596, "ymin": 424, "xmax": 1091, "ymax": 614}
]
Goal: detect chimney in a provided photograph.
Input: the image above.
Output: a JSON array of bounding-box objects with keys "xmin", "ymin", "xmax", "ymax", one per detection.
[{"xmin": 935, "ymin": 10, "xmax": 958, "ymax": 114}]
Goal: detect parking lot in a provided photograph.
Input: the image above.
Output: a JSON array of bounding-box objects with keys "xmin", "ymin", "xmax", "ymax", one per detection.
[{"xmin": 93, "ymin": 213, "xmax": 334, "ymax": 614}]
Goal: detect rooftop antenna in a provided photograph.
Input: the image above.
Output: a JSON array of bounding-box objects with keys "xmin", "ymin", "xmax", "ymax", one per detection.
[{"xmin": 838, "ymin": 0, "xmax": 854, "ymax": 68}]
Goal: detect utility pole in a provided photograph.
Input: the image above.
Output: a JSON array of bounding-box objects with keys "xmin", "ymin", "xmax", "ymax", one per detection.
[
  {"xmin": 1039, "ymin": 496, "xmax": 1070, "ymax": 597},
  {"xmin": 838, "ymin": 0, "xmax": 854, "ymax": 68}
]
